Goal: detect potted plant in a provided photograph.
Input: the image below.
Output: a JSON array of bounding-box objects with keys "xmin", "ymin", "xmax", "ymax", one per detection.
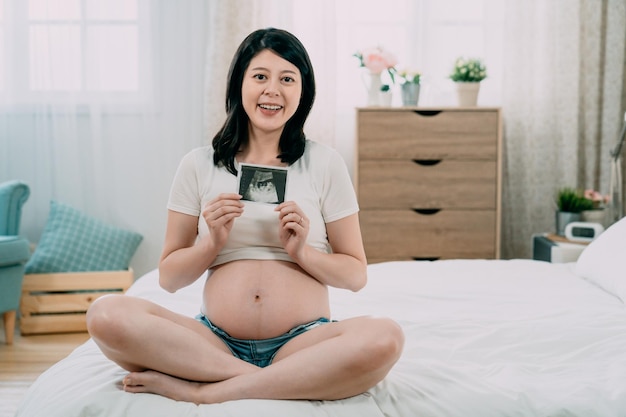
[
  {"xmin": 354, "ymin": 46, "xmax": 398, "ymax": 106},
  {"xmin": 450, "ymin": 57, "xmax": 487, "ymax": 83},
  {"xmin": 583, "ymin": 189, "xmax": 610, "ymax": 210},
  {"xmin": 398, "ymin": 69, "xmax": 421, "ymax": 106},
  {"xmin": 449, "ymin": 57, "xmax": 487, "ymax": 107},
  {"xmin": 555, "ymin": 187, "xmax": 595, "ymax": 235},
  {"xmin": 581, "ymin": 189, "xmax": 610, "ymax": 225},
  {"xmin": 556, "ymin": 187, "xmax": 594, "ymax": 213}
]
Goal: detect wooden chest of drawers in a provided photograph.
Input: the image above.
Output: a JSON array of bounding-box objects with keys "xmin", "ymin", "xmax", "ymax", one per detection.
[{"xmin": 356, "ymin": 108, "xmax": 502, "ymax": 263}]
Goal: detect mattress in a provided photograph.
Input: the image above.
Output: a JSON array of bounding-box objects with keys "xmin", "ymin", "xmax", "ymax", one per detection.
[{"xmin": 15, "ymin": 254, "xmax": 626, "ymax": 416}]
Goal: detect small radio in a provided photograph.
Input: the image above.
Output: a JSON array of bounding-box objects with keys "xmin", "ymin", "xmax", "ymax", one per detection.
[{"xmin": 564, "ymin": 221, "xmax": 605, "ymax": 243}]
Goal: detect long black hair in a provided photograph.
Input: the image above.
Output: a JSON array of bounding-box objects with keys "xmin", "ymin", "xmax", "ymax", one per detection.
[{"xmin": 212, "ymin": 28, "xmax": 316, "ymax": 175}]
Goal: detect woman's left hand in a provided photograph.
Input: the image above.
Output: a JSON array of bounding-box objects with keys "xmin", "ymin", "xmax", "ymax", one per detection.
[{"xmin": 275, "ymin": 201, "xmax": 309, "ymax": 259}]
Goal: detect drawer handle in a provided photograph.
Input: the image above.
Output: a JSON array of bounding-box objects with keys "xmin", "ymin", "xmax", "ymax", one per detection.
[
  {"xmin": 412, "ymin": 208, "xmax": 441, "ymax": 215},
  {"xmin": 412, "ymin": 110, "xmax": 442, "ymax": 117},
  {"xmin": 412, "ymin": 256, "xmax": 440, "ymax": 261},
  {"xmin": 412, "ymin": 159, "xmax": 441, "ymax": 166}
]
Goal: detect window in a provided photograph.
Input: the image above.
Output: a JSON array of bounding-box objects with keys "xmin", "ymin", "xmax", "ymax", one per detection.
[{"xmin": 1, "ymin": 0, "xmax": 152, "ymax": 106}]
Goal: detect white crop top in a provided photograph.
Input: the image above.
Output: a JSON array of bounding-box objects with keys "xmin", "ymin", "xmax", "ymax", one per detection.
[{"xmin": 167, "ymin": 140, "xmax": 359, "ymax": 268}]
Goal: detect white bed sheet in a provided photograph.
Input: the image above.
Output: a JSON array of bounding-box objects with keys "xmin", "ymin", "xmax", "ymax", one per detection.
[{"xmin": 16, "ymin": 259, "xmax": 626, "ymax": 417}]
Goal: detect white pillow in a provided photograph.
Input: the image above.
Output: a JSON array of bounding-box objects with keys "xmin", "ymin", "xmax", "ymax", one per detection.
[{"xmin": 575, "ymin": 216, "xmax": 626, "ymax": 302}]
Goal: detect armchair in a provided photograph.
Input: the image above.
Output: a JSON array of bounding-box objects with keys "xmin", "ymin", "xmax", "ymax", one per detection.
[{"xmin": 0, "ymin": 180, "xmax": 31, "ymax": 344}]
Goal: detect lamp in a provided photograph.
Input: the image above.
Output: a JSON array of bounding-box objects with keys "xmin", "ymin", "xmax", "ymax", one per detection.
[{"xmin": 608, "ymin": 111, "xmax": 626, "ymax": 224}]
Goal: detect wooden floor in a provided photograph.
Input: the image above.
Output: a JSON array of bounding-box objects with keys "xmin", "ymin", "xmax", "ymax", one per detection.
[{"xmin": 0, "ymin": 321, "xmax": 90, "ymax": 417}]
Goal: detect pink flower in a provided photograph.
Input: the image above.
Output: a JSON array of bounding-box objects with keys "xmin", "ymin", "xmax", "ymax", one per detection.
[
  {"xmin": 584, "ymin": 189, "xmax": 610, "ymax": 208},
  {"xmin": 356, "ymin": 47, "xmax": 398, "ymax": 74}
]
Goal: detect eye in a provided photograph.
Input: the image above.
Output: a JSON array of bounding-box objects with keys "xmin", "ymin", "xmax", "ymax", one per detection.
[
  {"xmin": 253, "ymin": 73, "xmax": 267, "ymax": 80},
  {"xmin": 282, "ymin": 76, "xmax": 295, "ymax": 83}
]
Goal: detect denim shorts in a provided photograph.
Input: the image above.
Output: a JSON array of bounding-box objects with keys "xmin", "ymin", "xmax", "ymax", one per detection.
[{"xmin": 195, "ymin": 314, "xmax": 331, "ymax": 368}]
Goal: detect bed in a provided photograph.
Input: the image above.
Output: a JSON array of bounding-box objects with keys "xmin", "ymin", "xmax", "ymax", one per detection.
[{"xmin": 15, "ymin": 217, "xmax": 626, "ymax": 417}]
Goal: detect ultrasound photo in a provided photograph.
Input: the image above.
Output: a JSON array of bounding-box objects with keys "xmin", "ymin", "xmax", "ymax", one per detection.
[{"xmin": 238, "ymin": 163, "xmax": 288, "ymax": 204}]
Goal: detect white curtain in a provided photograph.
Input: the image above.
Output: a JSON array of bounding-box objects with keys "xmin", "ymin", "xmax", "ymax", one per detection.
[
  {"xmin": 500, "ymin": 0, "xmax": 626, "ymax": 258},
  {"xmin": 0, "ymin": 0, "xmax": 210, "ymax": 277}
]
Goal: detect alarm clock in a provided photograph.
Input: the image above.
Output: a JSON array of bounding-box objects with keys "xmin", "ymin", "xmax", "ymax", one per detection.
[{"xmin": 564, "ymin": 221, "xmax": 605, "ymax": 243}]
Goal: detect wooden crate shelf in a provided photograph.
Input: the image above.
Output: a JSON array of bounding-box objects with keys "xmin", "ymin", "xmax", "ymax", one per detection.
[{"xmin": 20, "ymin": 269, "xmax": 134, "ymax": 335}]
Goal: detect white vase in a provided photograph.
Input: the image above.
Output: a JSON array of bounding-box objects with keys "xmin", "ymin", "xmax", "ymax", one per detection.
[
  {"xmin": 581, "ymin": 209, "xmax": 607, "ymax": 227},
  {"xmin": 455, "ymin": 82, "xmax": 480, "ymax": 107},
  {"xmin": 363, "ymin": 72, "xmax": 382, "ymax": 106}
]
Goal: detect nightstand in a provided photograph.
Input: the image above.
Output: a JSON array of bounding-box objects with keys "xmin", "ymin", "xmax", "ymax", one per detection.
[{"xmin": 532, "ymin": 233, "xmax": 588, "ymax": 263}]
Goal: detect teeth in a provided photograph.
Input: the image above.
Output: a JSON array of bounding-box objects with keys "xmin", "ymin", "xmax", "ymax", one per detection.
[{"xmin": 259, "ymin": 104, "xmax": 282, "ymax": 110}]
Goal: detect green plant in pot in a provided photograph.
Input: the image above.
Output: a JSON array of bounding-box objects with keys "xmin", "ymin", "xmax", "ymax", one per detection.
[
  {"xmin": 450, "ymin": 57, "xmax": 487, "ymax": 83},
  {"xmin": 450, "ymin": 57, "xmax": 486, "ymax": 107},
  {"xmin": 398, "ymin": 69, "xmax": 421, "ymax": 106},
  {"xmin": 556, "ymin": 187, "xmax": 595, "ymax": 213},
  {"xmin": 555, "ymin": 187, "xmax": 595, "ymax": 236}
]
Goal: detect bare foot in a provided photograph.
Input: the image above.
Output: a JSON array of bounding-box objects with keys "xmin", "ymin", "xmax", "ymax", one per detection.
[{"xmin": 123, "ymin": 371, "xmax": 205, "ymax": 404}]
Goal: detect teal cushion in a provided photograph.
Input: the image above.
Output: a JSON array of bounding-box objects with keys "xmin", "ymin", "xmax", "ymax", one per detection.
[{"xmin": 25, "ymin": 201, "xmax": 143, "ymax": 273}]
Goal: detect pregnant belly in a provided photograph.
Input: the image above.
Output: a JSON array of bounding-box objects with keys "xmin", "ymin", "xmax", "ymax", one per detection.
[{"xmin": 202, "ymin": 260, "xmax": 330, "ymax": 339}]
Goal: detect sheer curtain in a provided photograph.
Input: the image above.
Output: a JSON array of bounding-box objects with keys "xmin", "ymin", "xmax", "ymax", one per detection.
[
  {"xmin": 0, "ymin": 0, "xmax": 210, "ymax": 276},
  {"xmin": 500, "ymin": 0, "xmax": 626, "ymax": 258}
]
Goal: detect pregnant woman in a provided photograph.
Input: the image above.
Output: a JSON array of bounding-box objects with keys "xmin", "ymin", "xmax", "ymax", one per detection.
[{"xmin": 86, "ymin": 27, "xmax": 404, "ymax": 405}]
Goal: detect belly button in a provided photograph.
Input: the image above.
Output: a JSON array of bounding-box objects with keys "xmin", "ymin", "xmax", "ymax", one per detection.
[{"xmin": 254, "ymin": 295, "xmax": 261, "ymax": 301}]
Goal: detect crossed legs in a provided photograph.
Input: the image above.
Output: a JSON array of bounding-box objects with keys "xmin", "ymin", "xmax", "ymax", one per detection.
[{"xmin": 86, "ymin": 294, "xmax": 405, "ymax": 404}]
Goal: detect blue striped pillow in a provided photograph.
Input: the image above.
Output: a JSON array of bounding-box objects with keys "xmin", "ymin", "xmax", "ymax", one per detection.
[{"xmin": 25, "ymin": 201, "xmax": 143, "ymax": 273}]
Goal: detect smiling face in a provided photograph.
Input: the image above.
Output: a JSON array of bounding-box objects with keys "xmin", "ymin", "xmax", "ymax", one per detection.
[{"xmin": 241, "ymin": 49, "xmax": 302, "ymax": 139}]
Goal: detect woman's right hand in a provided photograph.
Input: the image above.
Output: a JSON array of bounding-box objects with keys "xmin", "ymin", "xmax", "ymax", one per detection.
[{"xmin": 202, "ymin": 193, "xmax": 244, "ymax": 249}]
